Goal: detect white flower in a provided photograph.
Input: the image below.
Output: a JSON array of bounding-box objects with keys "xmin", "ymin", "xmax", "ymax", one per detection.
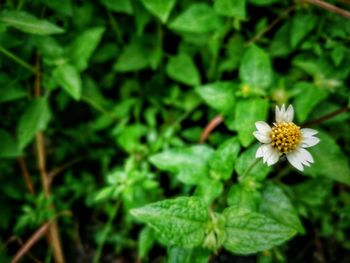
[{"xmin": 253, "ymin": 104, "xmax": 320, "ymax": 171}]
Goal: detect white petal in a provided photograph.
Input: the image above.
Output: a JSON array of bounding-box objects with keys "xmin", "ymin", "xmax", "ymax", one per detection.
[
  {"xmin": 301, "ymin": 136, "xmax": 320, "ymax": 148},
  {"xmin": 256, "ymin": 145, "xmax": 265, "ymax": 158},
  {"xmin": 255, "ymin": 121, "xmax": 272, "ymax": 134},
  {"xmin": 275, "ymin": 105, "xmax": 283, "ymax": 123},
  {"xmin": 286, "ymin": 150, "xmax": 304, "ymax": 171},
  {"xmin": 295, "ymin": 147, "xmax": 314, "ymax": 167},
  {"xmin": 256, "ymin": 144, "xmax": 272, "ymax": 163},
  {"xmin": 253, "ymin": 131, "xmax": 271, "ymax": 143},
  {"xmin": 285, "ymin": 105, "xmax": 294, "ymax": 122},
  {"xmin": 301, "ymin": 128, "xmax": 318, "ymax": 137},
  {"xmin": 266, "ymin": 147, "xmax": 279, "ymax": 166}
]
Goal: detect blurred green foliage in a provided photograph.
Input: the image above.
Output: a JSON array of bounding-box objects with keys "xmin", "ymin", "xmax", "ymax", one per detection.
[{"xmin": 0, "ymin": 0, "xmax": 350, "ymax": 262}]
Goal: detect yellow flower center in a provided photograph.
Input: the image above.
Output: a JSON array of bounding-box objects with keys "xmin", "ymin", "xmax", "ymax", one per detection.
[{"xmin": 270, "ymin": 122, "xmax": 301, "ymax": 154}]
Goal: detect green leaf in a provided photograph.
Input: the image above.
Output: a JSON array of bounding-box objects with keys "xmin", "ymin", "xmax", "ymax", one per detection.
[
  {"xmin": 169, "ymin": 3, "xmax": 222, "ymax": 33},
  {"xmin": 223, "ymin": 206, "xmax": 296, "ymax": 254},
  {"xmin": 214, "ymin": 0, "xmax": 246, "ymax": 19},
  {"xmin": 196, "ymin": 82, "xmax": 236, "ymax": 115},
  {"xmin": 235, "ymin": 144, "xmax": 271, "ymax": 182},
  {"xmin": 0, "ymin": 129, "xmax": 21, "ymax": 158},
  {"xmin": 101, "ymin": 0, "xmax": 133, "ymax": 14},
  {"xmin": 166, "ymin": 53, "xmax": 200, "ymax": 86},
  {"xmin": 209, "ymin": 137, "xmax": 241, "ymax": 180},
  {"xmin": 0, "ymin": 10, "xmax": 64, "ymax": 35},
  {"xmin": 167, "ymin": 247, "xmax": 210, "ymax": 263},
  {"xmin": 239, "ymin": 45, "xmax": 273, "ymax": 89},
  {"xmin": 114, "ymin": 41, "xmax": 149, "ymax": 72},
  {"xmin": 235, "ymin": 98, "xmax": 269, "ymax": 147},
  {"xmin": 293, "ymin": 82, "xmax": 328, "ymax": 122},
  {"xmin": 304, "ymin": 131, "xmax": 350, "ymax": 185},
  {"xmin": 0, "ymin": 83, "xmax": 26, "ymax": 103},
  {"xmin": 131, "ymin": 197, "xmax": 208, "ymax": 247},
  {"xmin": 116, "ymin": 124, "xmax": 148, "ymax": 153},
  {"xmin": 227, "ymin": 184, "xmax": 261, "ymax": 211},
  {"xmin": 53, "ymin": 63, "xmax": 82, "ymax": 100},
  {"xmin": 17, "ymin": 98, "xmax": 51, "ymax": 150},
  {"xmin": 249, "ymin": 0, "xmax": 280, "ymax": 5},
  {"xmin": 290, "ymin": 12, "xmax": 317, "ymax": 48},
  {"xmin": 194, "ymin": 179, "xmax": 223, "ymax": 205},
  {"xmin": 260, "ymin": 183, "xmax": 304, "ymax": 233},
  {"xmin": 138, "ymin": 227, "xmax": 155, "ymax": 259},
  {"xmin": 149, "ymin": 145, "xmax": 214, "ymax": 184},
  {"xmin": 140, "ymin": 0, "xmax": 176, "ymax": 23},
  {"xmin": 67, "ymin": 27, "xmax": 105, "ymax": 72}
]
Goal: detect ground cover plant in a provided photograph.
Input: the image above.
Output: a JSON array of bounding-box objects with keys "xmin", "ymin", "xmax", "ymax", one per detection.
[{"xmin": 1, "ymin": 0, "xmax": 350, "ymax": 262}]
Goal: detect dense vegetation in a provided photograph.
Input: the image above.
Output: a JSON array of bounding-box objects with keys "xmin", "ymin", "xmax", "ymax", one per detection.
[{"xmin": 1, "ymin": 0, "xmax": 350, "ymax": 262}]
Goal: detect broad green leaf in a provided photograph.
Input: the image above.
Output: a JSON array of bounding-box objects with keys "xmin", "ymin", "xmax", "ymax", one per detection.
[
  {"xmin": 67, "ymin": 27, "xmax": 105, "ymax": 71},
  {"xmin": 116, "ymin": 124, "xmax": 148, "ymax": 153},
  {"xmin": 260, "ymin": 183, "xmax": 304, "ymax": 233},
  {"xmin": 194, "ymin": 179, "xmax": 223, "ymax": 205},
  {"xmin": 214, "ymin": 0, "xmax": 246, "ymax": 19},
  {"xmin": 223, "ymin": 207, "xmax": 296, "ymax": 254},
  {"xmin": 33, "ymin": 36, "xmax": 64, "ymax": 61},
  {"xmin": 304, "ymin": 131, "xmax": 350, "ymax": 185},
  {"xmin": 167, "ymin": 247, "xmax": 210, "ymax": 263},
  {"xmin": 140, "ymin": 0, "xmax": 176, "ymax": 23},
  {"xmin": 235, "ymin": 144, "xmax": 271, "ymax": 182},
  {"xmin": 235, "ymin": 98, "xmax": 269, "ymax": 147},
  {"xmin": 17, "ymin": 98, "xmax": 51, "ymax": 149},
  {"xmin": 227, "ymin": 184, "xmax": 261, "ymax": 211},
  {"xmin": 239, "ymin": 45, "xmax": 273, "ymax": 89},
  {"xmin": 166, "ymin": 53, "xmax": 200, "ymax": 86},
  {"xmin": 114, "ymin": 41, "xmax": 149, "ymax": 72},
  {"xmin": 270, "ymin": 20, "xmax": 293, "ymax": 57},
  {"xmin": 291, "ymin": 12, "xmax": 317, "ymax": 48},
  {"xmin": 0, "ymin": 10, "xmax": 64, "ymax": 35},
  {"xmin": 293, "ymin": 82, "xmax": 328, "ymax": 122},
  {"xmin": 196, "ymin": 82, "xmax": 236, "ymax": 115},
  {"xmin": 149, "ymin": 145, "xmax": 214, "ymax": 184},
  {"xmin": 131, "ymin": 197, "xmax": 208, "ymax": 247},
  {"xmin": 138, "ymin": 227, "xmax": 155, "ymax": 259},
  {"xmin": 0, "ymin": 129, "xmax": 21, "ymax": 158},
  {"xmin": 291, "ymin": 179, "xmax": 332, "ymax": 206},
  {"xmin": 169, "ymin": 3, "xmax": 222, "ymax": 33},
  {"xmin": 53, "ymin": 63, "xmax": 82, "ymax": 100},
  {"xmin": 101, "ymin": 0, "xmax": 133, "ymax": 14},
  {"xmin": 209, "ymin": 137, "xmax": 241, "ymax": 180}
]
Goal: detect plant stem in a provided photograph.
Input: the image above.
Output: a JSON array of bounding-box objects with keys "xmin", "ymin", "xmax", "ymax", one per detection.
[
  {"xmin": 303, "ymin": 0, "xmax": 350, "ymax": 20},
  {"xmin": 93, "ymin": 200, "xmax": 120, "ymax": 263},
  {"xmin": 302, "ymin": 106, "xmax": 349, "ymax": 126},
  {"xmin": 0, "ymin": 46, "xmax": 37, "ymax": 74},
  {"xmin": 17, "ymin": 157, "xmax": 35, "ymax": 195}
]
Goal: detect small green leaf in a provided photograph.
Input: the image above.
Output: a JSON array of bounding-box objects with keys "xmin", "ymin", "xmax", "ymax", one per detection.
[
  {"xmin": 0, "ymin": 83, "xmax": 26, "ymax": 103},
  {"xmin": 67, "ymin": 27, "xmax": 105, "ymax": 71},
  {"xmin": 249, "ymin": 0, "xmax": 279, "ymax": 5},
  {"xmin": 223, "ymin": 206, "xmax": 296, "ymax": 254},
  {"xmin": 169, "ymin": 3, "xmax": 222, "ymax": 33},
  {"xmin": 167, "ymin": 247, "xmax": 210, "ymax": 263},
  {"xmin": 214, "ymin": 0, "xmax": 246, "ymax": 19},
  {"xmin": 239, "ymin": 45, "xmax": 273, "ymax": 89},
  {"xmin": 101, "ymin": 0, "xmax": 133, "ymax": 14},
  {"xmin": 290, "ymin": 12, "xmax": 317, "ymax": 48},
  {"xmin": 0, "ymin": 129, "xmax": 21, "ymax": 158},
  {"xmin": 304, "ymin": 131, "xmax": 350, "ymax": 185},
  {"xmin": 227, "ymin": 184, "xmax": 261, "ymax": 211},
  {"xmin": 114, "ymin": 41, "xmax": 149, "ymax": 72},
  {"xmin": 209, "ymin": 137, "xmax": 241, "ymax": 180},
  {"xmin": 235, "ymin": 98, "xmax": 269, "ymax": 147},
  {"xmin": 138, "ymin": 227, "xmax": 155, "ymax": 259},
  {"xmin": 0, "ymin": 10, "xmax": 64, "ymax": 35},
  {"xmin": 260, "ymin": 183, "xmax": 304, "ymax": 233},
  {"xmin": 149, "ymin": 145, "xmax": 214, "ymax": 184},
  {"xmin": 194, "ymin": 179, "xmax": 223, "ymax": 205},
  {"xmin": 140, "ymin": 0, "xmax": 176, "ymax": 23},
  {"xmin": 235, "ymin": 144, "xmax": 271, "ymax": 182},
  {"xmin": 131, "ymin": 197, "xmax": 208, "ymax": 247},
  {"xmin": 196, "ymin": 82, "xmax": 236, "ymax": 115},
  {"xmin": 293, "ymin": 82, "xmax": 328, "ymax": 122},
  {"xmin": 166, "ymin": 53, "xmax": 200, "ymax": 86},
  {"xmin": 53, "ymin": 63, "xmax": 82, "ymax": 100},
  {"xmin": 17, "ymin": 98, "xmax": 51, "ymax": 150}
]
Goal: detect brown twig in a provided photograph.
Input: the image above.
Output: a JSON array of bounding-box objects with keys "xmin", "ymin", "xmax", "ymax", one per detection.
[
  {"xmin": 48, "ymin": 157, "xmax": 83, "ymax": 185},
  {"xmin": 11, "ymin": 222, "xmax": 51, "ymax": 263},
  {"xmin": 303, "ymin": 0, "xmax": 350, "ymax": 20},
  {"xmin": 34, "ymin": 55, "xmax": 65, "ymax": 263},
  {"xmin": 302, "ymin": 106, "xmax": 349, "ymax": 126},
  {"xmin": 17, "ymin": 157, "xmax": 35, "ymax": 195},
  {"xmin": 245, "ymin": 5, "xmax": 296, "ymax": 46},
  {"xmin": 199, "ymin": 115, "xmax": 224, "ymax": 144}
]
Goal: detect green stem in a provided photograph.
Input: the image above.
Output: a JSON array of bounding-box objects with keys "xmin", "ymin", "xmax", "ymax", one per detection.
[
  {"xmin": 107, "ymin": 10, "xmax": 123, "ymax": 44},
  {"xmin": 239, "ymin": 158, "xmax": 261, "ymax": 181},
  {"xmin": 81, "ymin": 95, "xmax": 117, "ymax": 120},
  {"xmin": 0, "ymin": 46, "xmax": 37, "ymax": 74},
  {"xmin": 93, "ymin": 200, "xmax": 120, "ymax": 263}
]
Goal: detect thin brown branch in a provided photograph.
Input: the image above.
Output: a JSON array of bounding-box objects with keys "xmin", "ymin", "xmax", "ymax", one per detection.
[
  {"xmin": 303, "ymin": 0, "xmax": 350, "ymax": 20},
  {"xmin": 302, "ymin": 106, "xmax": 349, "ymax": 126},
  {"xmin": 48, "ymin": 157, "xmax": 83, "ymax": 185},
  {"xmin": 245, "ymin": 5, "xmax": 295, "ymax": 46},
  {"xmin": 199, "ymin": 115, "xmax": 224, "ymax": 144},
  {"xmin": 17, "ymin": 157, "xmax": 35, "ymax": 195},
  {"xmin": 11, "ymin": 222, "xmax": 51, "ymax": 263}
]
